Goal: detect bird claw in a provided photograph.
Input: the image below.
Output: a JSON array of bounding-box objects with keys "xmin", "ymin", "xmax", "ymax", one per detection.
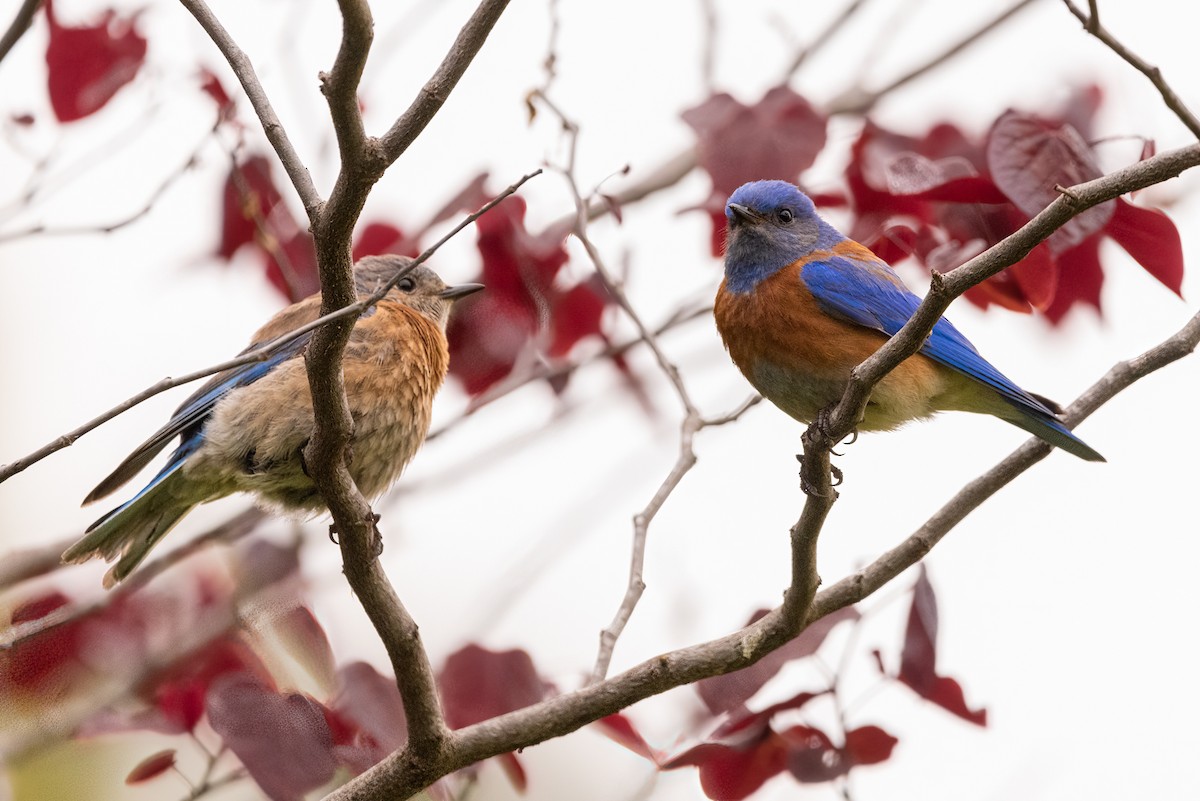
[{"xmin": 328, "ymin": 512, "xmax": 384, "ymax": 557}]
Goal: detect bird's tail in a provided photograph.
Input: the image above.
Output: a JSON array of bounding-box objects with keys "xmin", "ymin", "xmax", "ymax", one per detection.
[
  {"xmin": 63, "ymin": 461, "xmax": 196, "ymax": 588},
  {"xmin": 999, "ymin": 406, "xmax": 1105, "ymax": 462}
]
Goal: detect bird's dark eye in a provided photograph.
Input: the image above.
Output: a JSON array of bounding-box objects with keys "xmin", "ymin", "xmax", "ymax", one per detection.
[
  {"xmin": 777, "ymin": 208, "xmax": 794, "ymax": 224},
  {"xmin": 396, "ymin": 276, "xmax": 416, "ymax": 292}
]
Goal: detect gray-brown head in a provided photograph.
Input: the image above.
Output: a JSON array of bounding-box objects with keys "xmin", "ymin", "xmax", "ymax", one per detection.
[{"xmin": 354, "ymin": 255, "xmax": 483, "ymax": 330}]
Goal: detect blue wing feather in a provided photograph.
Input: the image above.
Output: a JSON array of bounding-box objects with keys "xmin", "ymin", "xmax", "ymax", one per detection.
[
  {"xmin": 83, "ymin": 333, "xmax": 310, "ymax": 503},
  {"xmin": 799, "ymin": 256, "xmax": 1060, "ymax": 420}
]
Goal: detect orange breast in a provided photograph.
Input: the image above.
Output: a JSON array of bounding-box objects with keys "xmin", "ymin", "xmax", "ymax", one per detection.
[{"xmin": 714, "ymin": 261, "xmax": 948, "ymax": 430}]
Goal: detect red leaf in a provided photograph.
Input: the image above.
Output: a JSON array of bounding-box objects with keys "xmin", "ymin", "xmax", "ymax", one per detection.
[
  {"xmin": 664, "ymin": 734, "xmax": 789, "ymax": 801},
  {"xmin": 548, "ymin": 277, "xmax": 611, "ymax": 358},
  {"xmin": 447, "ymin": 293, "xmax": 539, "ymax": 395},
  {"xmin": 780, "ymin": 725, "xmax": 844, "ymax": 783},
  {"xmin": 987, "ymin": 110, "xmax": 1113, "ymax": 253},
  {"xmin": 712, "ymin": 690, "xmax": 825, "ymax": 739},
  {"xmin": 328, "ymin": 661, "xmax": 407, "ymax": 773},
  {"xmin": 425, "ymin": 171, "xmax": 492, "ymax": 229},
  {"xmin": 125, "ymin": 749, "xmax": 177, "ymax": 785},
  {"xmin": 896, "ymin": 566, "xmax": 987, "ymax": 727},
  {"xmin": 1105, "ymin": 199, "xmax": 1184, "ymax": 296},
  {"xmin": 1044, "ymin": 235, "xmax": 1104, "ymax": 324},
  {"xmin": 199, "ymin": 68, "xmax": 234, "ymax": 120},
  {"xmin": 1009, "ymin": 243, "xmax": 1059, "ymax": 312},
  {"xmin": 207, "ymin": 673, "xmax": 336, "ymax": 801},
  {"xmin": 477, "ymin": 195, "xmax": 570, "ymax": 302},
  {"xmin": 683, "ymin": 86, "xmax": 827, "ymax": 196},
  {"xmin": 352, "ymin": 222, "xmax": 420, "ymax": 261},
  {"xmin": 44, "ymin": 0, "xmax": 147, "ymax": 122},
  {"xmin": 264, "ymin": 229, "xmax": 319, "ymax": 302},
  {"xmin": 218, "ymin": 155, "xmax": 284, "ymax": 260},
  {"xmin": 842, "ymin": 725, "xmax": 898, "ymax": 766},
  {"xmin": 0, "ymin": 618, "xmax": 86, "ymax": 691},
  {"xmin": 439, "ymin": 644, "xmax": 553, "ymax": 729},
  {"xmin": 696, "ymin": 607, "xmax": 859, "ymax": 716},
  {"xmin": 148, "ymin": 636, "xmax": 274, "ymax": 733},
  {"xmin": 497, "ymin": 752, "xmax": 527, "ymax": 792},
  {"xmin": 595, "ymin": 713, "xmax": 658, "ymax": 761},
  {"xmin": 10, "ymin": 591, "xmax": 71, "ymax": 624}
]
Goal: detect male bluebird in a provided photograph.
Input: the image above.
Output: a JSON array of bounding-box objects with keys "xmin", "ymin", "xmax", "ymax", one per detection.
[
  {"xmin": 713, "ymin": 180, "xmax": 1103, "ymax": 462},
  {"xmin": 63, "ymin": 255, "xmax": 483, "ymax": 586}
]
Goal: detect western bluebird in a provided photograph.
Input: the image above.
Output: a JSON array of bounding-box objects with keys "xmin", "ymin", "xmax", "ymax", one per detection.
[
  {"xmin": 63, "ymin": 255, "xmax": 483, "ymax": 586},
  {"xmin": 713, "ymin": 180, "xmax": 1103, "ymax": 462}
]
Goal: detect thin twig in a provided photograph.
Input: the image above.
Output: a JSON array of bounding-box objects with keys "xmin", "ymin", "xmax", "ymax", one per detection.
[
  {"xmin": 825, "ymin": 0, "xmax": 1039, "ymax": 115},
  {"xmin": 378, "ymin": 0, "xmax": 513, "ymax": 163},
  {"xmin": 533, "ymin": 89, "xmax": 728, "ymax": 680},
  {"xmin": 0, "ymin": 171, "xmax": 538, "ymax": 486},
  {"xmin": 811, "ymin": 308, "xmax": 1200, "ymax": 620},
  {"xmin": 779, "ymin": 0, "xmax": 871, "ymax": 80},
  {"xmin": 1062, "ymin": 0, "xmax": 1200, "ymax": 139},
  {"xmin": 179, "ymin": 0, "xmax": 323, "ymax": 222},
  {"xmin": 0, "ymin": 0, "xmax": 41, "ymax": 68},
  {"xmin": 323, "ymin": 262, "xmax": 1200, "ymax": 801},
  {"xmin": 0, "ymin": 122, "xmax": 214, "ymax": 244}
]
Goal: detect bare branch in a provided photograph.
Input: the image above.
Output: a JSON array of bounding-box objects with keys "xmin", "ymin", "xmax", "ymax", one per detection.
[
  {"xmin": 378, "ymin": 0, "xmax": 513, "ymax": 164},
  {"xmin": 820, "ymin": 141, "xmax": 1200, "ymax": 457},
  {"xmin": 825, "ymin": 0, "xmax": 1039, "ymax": 115},
  {"xmin": 811, "ymin": 307, "xmax": 1200, "ymax": 620},
  {"xmin": 779, "ymin": 0, "xmax": 872, "ymax": 80},
  {"xmin": 0, "ymin": 0, "xmax": 41, "ymax": 68},
  {"xmin": 179, "ymin": 0, "xmax": 323, "ymax": 222},
  {"xmin": 1062, "ymin": 0, "xmax": 1200, "ymax": 139}
]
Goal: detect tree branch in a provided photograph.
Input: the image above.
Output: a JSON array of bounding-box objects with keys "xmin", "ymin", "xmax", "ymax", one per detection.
[
  {"xmin": 1061, "ymin": 0, "xmax": 1200, "ymax": 140},
  {"xmin": 0, "ymin": 0, "xmax": 41, "ymax": 68},
  {"xmin": 179, "ymin": 0, "xmax": 323, "ymax": 223},
  {"xmin": 810, "ymin": 307, "xmax": 1200, "ymax": 620},
  {"xmin": 378, "ymin": 0, "xmax": 512, "ymax": 164}
]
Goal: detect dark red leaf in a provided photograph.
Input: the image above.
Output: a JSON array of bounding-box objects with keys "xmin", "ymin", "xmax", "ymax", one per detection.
[
  {"xmin": 148, "ymin": 636, "xmax": 274, "ymax": 733},
  {"xmin": 352, "ymin": 222, "xmax": 420, "ymax": 261},
  {"xmin": 11, "ymin": 112, "xmax": 35, "ymax": 126},
  {"xmin": 842, "ymin": 725, "xmax": 898, "ymax": 766},
  {"xmin": 780, "ymin": 725, "xmax": 844, "ymax": 783},
  {"xmin": 683, "ymin": 86, "xmax": 827, "ymax": 196},
  {"xmin": 987, "ymin": 110, "xmax": 1113, "ymax": 253},
  {"xmin": 1044, "ymin": 235, "xmax": 1104, "ymax": 324},
  {"xmin": 712, "ymin": 690, "xmax": 825, "ymax": 739},
  {"xmin": 44, "ymin": 0, "xmax": 147, "ymax": 122},
  {"xmin": 0, "ymin": 618, "xmax": 85, "ymax": 691},
  {"xmin": 664, "ymin": 734, "xmax": 789, "ymax": 801},
  {"xmin": 125, "ymin": 749, "xmax": 176, "ymax": 785},
  {"xmin": 217, "ymin": 155, "xmax": 284, "ymax": 261},
  {"xmin": 207, "ymin": 673, "xmax": 336, "ymax": 801},
  {"xmin": 497, "ymin": 752, "xmax": 527, "ymax": 792},
  {"xmin": 476, "ymin": 196, "xmax": 570, "ymax": 302},
  {"xmin": 696, "ymin": 607, "xmax": 859, "ymax": 716},
  {"xmin": 425, "ymin": 171, "xmax": 492, "ymax": 229},
  {"xmin": 1105, "ymin": 199, "xmax": 1184, "ymax": 296},
  {"xmin": 264, "ymin": 229, "xmax": 319, "ymax": 302},
  {"xmin": 595, "ymin": 713, "xmax": 658, "ymax": 761},
  {"xmin": 329, "ymin": 661, "xmax": 407, "ymax": 773},
  {"xmin": 549, "ymin": 277, "xmax": 611, "ymax": 358},
  {"xmin": 439, "ymin": 644, "xmax": 553, "ymax": 729},
  {"xmin": 447, "ymin": 293, "xmax": 539, "ymax": 395},
  {"xmin": 199, "ymin": 68, "xmax": 234, "ymax": 120},
  {"xmin": 896, "ymin": 566, "xmax": 987, "ymax": 727},
  {"xmin": 11, "ymin": 591, "xmax": 71, "ymax": 624},
  {"xmin": 1008, "ymin": 243, "xmax": 1059, "ymax": 312}
]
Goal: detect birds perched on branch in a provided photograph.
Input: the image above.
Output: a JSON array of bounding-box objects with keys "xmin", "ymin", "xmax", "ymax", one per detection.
[
  {"xmin": 713, "ymin": 179, "xmax": 1103, "ymax": 462},
  {"xmin": 64, "ymin": 255, "xmax": 483, "ymax": 587}
]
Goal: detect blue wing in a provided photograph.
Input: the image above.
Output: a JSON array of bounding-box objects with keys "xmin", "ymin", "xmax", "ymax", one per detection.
[
  {"xmin": 83, "ymin": 331, "xmax": 311, "ymax": 504},
  {"xmin": 799, "ymin": 255, "xmax": 1064, "ymax": 422}
]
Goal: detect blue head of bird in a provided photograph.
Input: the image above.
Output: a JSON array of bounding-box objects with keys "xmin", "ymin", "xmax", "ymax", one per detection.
[{"xmin": 723, "ymin": 180, "xmax": 843, "ymax": 294}]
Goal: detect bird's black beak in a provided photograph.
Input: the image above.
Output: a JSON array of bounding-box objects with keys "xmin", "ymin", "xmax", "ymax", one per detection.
[
  {"xmin": 439, "ymin": 282, "xmax": 485, "ymax": 301},
  {"xmin": 726, "ymin": 203, "xmax": 763, "ymax": 226}
]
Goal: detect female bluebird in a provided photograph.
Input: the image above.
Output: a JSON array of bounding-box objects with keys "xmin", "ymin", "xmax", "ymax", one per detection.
[
  {"xmin": 713, "ymin": 180, "xmax": 1103, "ymax": 461},
  {"xmin": 63, "ymin": 255, "xmax": 483, "ymax": 586}
]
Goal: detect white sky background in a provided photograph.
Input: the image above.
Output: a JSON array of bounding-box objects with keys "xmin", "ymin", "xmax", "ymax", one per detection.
[{"xmin": 1, "ymin": 0, "xmax": 1199, "ymax": 799}]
